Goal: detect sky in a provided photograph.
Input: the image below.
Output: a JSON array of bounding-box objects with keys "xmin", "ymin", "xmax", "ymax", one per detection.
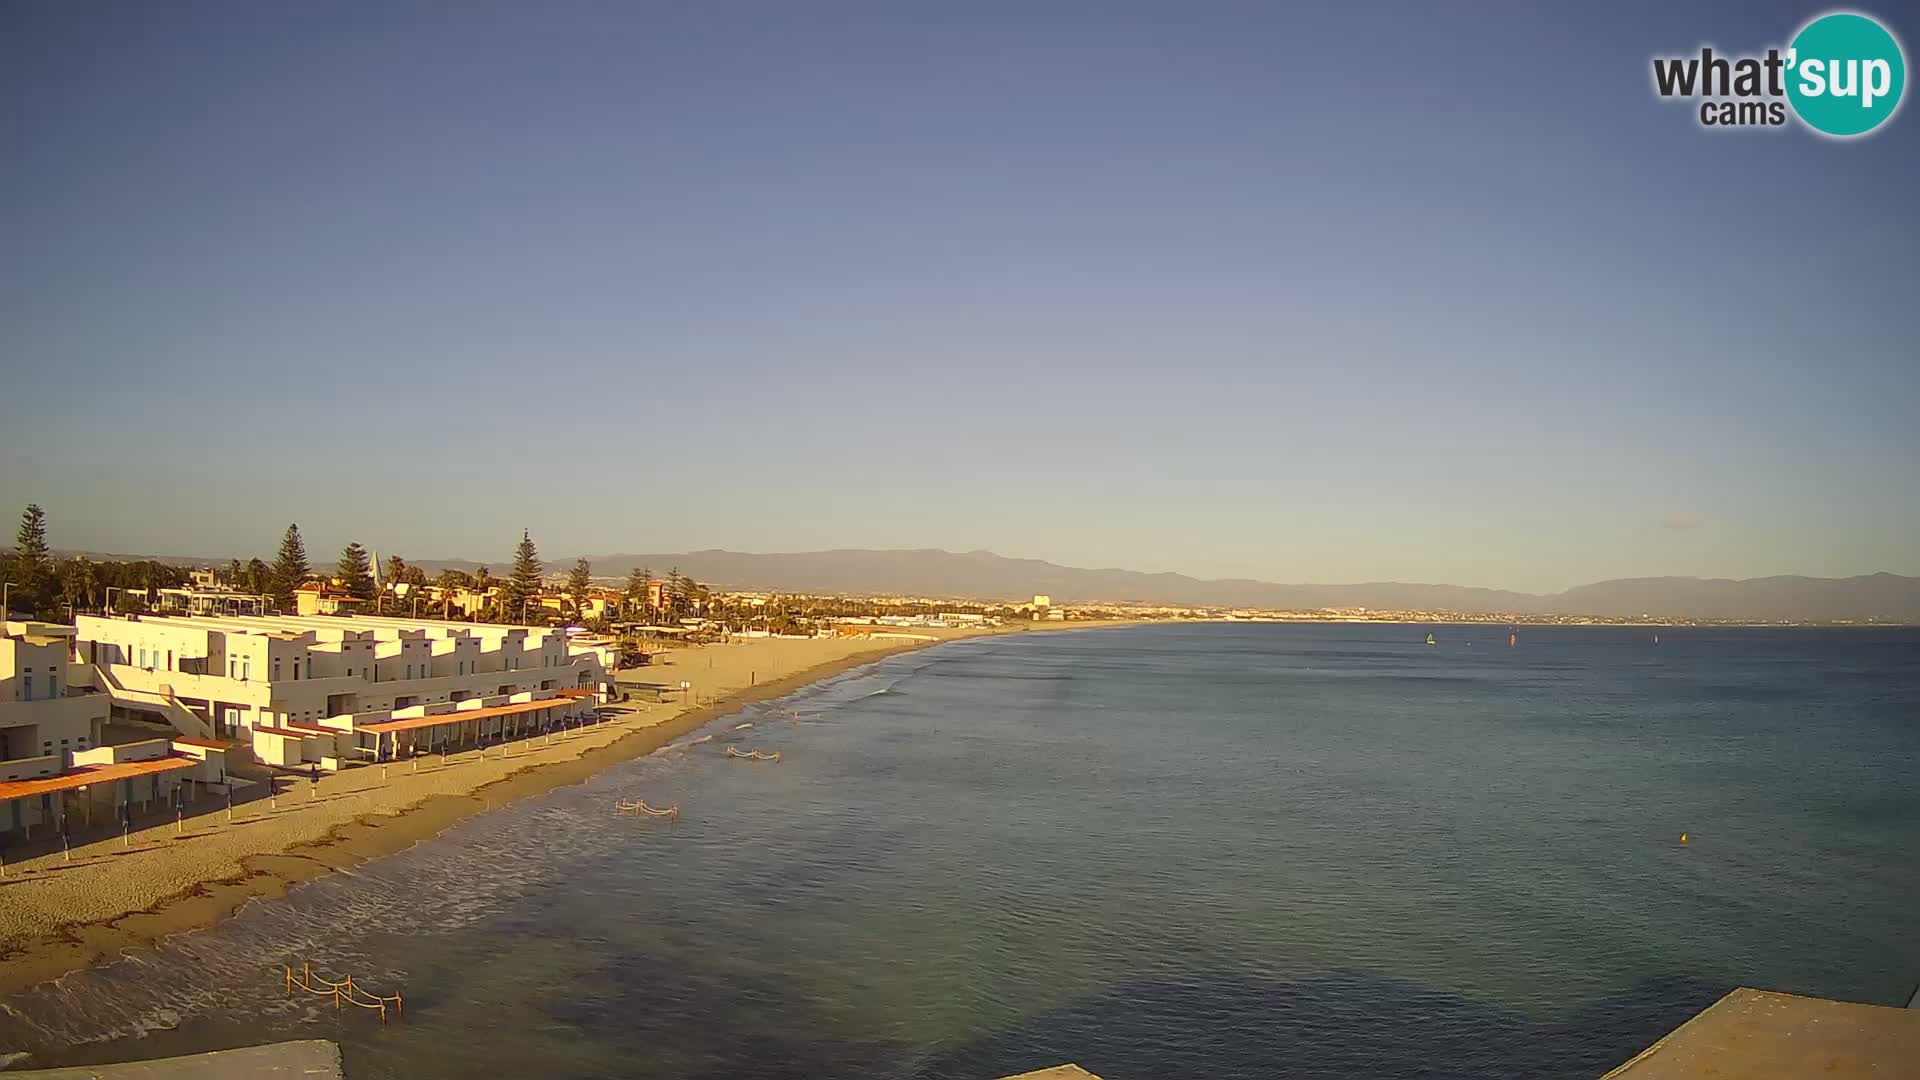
[{"xmin": 2, "ymin": 1, "xmax": 1916, "ymax": 594}]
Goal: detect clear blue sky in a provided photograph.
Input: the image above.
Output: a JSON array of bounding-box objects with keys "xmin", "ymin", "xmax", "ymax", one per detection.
[{"xmin": 3, "ymin": 1, "xmax": 1915, "ymax": 593}]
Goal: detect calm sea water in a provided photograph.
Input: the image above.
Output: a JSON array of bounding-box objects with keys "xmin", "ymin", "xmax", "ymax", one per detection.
[{"xmin": 3, "ymin": 624, "xmax": 1917, "ymax": 1078}]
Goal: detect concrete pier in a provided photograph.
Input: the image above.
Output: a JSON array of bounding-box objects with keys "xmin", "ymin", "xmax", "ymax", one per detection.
[{"xmin": 1602, "ymin": 988, "xmax": 1920, "ymax": 1078}]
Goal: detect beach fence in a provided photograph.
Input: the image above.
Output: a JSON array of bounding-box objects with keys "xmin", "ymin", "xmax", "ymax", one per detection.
[
  {"xmin": 724, "ymin": 747, "xmax": 782, "ymax": 763},
  {"xmin": 613, "ymin": 799, "xmax": 680, "ymax": 821},
  {"xmin": 285, "ymin": 961, "xmax": 404, "ymax": 1024}
]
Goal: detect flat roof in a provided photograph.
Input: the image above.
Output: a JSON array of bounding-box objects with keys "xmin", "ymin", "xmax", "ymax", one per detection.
[
  {"xmin": 358, "ymin": 696, "xmax": 576, "ymax": 735},
  {"xmin": 170, "ymin": 736, "xmax": 232, "ymax": 750},
  {"xmin": 1602, "ymin": 988, "xmax": 1920, "ymax": 1078},
  {"xmin": 0, "ymin": 756, "xmax": 198, "ymax": 801}
]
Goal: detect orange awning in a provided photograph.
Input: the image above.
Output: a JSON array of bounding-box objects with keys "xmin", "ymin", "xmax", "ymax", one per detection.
[
  {"xmin": 554, "ymin": 688, "xmax": 598, "ymax": 699},
  {"xmin": 358, "ymin": 697, "xmax": 576, "ymax": 736},
  {"xmin": 0, "ymin": 756, "xmax": 199, "ymax": 802}
]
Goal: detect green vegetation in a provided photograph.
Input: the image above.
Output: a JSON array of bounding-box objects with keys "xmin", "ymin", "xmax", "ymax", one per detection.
[
  {"xmin": 2, "ymin": 504, "xmax": 193, "ymax": 619},
  {"xmin": 566, "ymin": 557, "xmax": 593, "ymax": 619},
  {"xmin": 270, "ymin": 524, "xmax": 311, "ymax": 611},
  {"xmin": 336, "ymin": 542, "xmax": 376, "ymax": 601},
  {"xmin": 500, "ymin": 530, "xmax": 542, "ymax": 623}
]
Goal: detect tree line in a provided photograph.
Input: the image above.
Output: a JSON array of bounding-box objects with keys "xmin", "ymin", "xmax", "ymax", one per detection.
[{"xmin": 0, "ymin": 504, "xmax": 714, "ymax": 632}]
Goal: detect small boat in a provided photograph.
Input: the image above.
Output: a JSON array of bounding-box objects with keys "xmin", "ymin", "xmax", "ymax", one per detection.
[
  {"xmin": 1508, "ymin": 631, "xmax": 1517, "ymax": 648},
  {"xmin": 1425, "ymin": 632, "xmax": 1436, "ymax": 647}
]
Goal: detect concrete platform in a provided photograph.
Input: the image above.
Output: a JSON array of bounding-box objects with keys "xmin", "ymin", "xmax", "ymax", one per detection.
[
  {"xmin": 1603, "ymin": 988, "xmax": 1920, "ymax": 1078},
  {"xmin": 4, "ymin": 1040, "xmax": 342, "ymax": 1079}
]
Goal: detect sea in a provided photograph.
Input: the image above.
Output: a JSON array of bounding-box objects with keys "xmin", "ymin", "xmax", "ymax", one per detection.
[{"xmin": 1, "ymin": 623, "xmax": 1916, "ymax": 1078}]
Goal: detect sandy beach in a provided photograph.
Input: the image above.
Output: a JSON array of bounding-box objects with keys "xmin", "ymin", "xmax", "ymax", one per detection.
[{"xmin": 0, "ymin": 621, "xmax": 1137, "ymax": 996}]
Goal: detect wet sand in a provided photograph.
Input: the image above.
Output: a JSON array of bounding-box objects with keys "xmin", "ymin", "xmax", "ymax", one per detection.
[{"xmin": 0, "ymin": 621, "xmax": 1141, "ymax": 996}]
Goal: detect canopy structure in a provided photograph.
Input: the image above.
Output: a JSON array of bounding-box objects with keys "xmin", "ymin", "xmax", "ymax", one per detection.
[
  {"xmin": 357, "ymin": 696, "xmax": 577, "ymax": 736},
  {"xmin": 0, "ymin": 756, "xmax": 198, "ymax": 802}
]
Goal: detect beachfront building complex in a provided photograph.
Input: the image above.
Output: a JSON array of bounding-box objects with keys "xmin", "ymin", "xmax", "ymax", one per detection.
[
  {"xmin": 2, "ymin": 621, "xmax": 228, "ymax": 839},
  {"xmin": 72, "ymin": 613, "xmax": 612, "ymax": 769},
  {"xmin": 2, "ymin": 622, "xmax": 108, "ymax": 766}
]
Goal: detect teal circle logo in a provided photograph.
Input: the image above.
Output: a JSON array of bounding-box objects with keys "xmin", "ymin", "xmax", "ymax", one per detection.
[{"xmin": 1786, "ymin": 12, "xmax": 1906, "ymax": 137}]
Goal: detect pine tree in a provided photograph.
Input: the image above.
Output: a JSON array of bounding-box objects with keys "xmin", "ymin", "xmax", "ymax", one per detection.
[
  {"xmin": 665, "ymin": 567, "xmax": 691, "ymax": 619},
  {"xmin": 501, "ymin": 530, "xmax": 542, "ymax": 623},
  {"xmin": 337, "ymin": 542, "xmax": 375, "ymax": 600},
  {"xmin": 270, "ymin": 524, "xmax": 311, "ymax": 612},
  {"xmin": 566, "ymin": 557, "xmax": 593, "ymax": 615},
  {"xmin": 10, "ymin": 504, "xmax": 53, "ymax": 616},
  {"xmin": 625, "ymin": 565, "xmax": 653, "ymax": 614}
]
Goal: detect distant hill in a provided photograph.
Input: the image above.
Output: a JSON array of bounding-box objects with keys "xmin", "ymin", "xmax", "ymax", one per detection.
[
  {"xmin": 34, "ymin": 544, "xmax": 1917, "ymax": 622},
  {"xmin": 556, "ymin": 548, "xmax": 1920, "ymax": 623}
]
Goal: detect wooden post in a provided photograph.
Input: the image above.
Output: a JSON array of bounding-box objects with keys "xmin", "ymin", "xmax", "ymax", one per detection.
[{"xmin": 285, "ymin": 966, "xmax": 292, "ymax": 996}]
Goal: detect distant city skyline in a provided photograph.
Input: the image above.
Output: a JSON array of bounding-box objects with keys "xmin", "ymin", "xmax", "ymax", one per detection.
[{"xmin": 3, "ymin": 2, "xmax": 1915, "ymax": 595}]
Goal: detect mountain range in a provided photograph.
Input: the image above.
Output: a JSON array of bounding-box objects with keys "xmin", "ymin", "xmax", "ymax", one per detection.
[
  {"xmin": 552, "ymin": 549, "xmax": 1919, "ymax": 623},
  {"xmin": 36, "ymin": 546, "xmax": 1920, "ymax": 622}
]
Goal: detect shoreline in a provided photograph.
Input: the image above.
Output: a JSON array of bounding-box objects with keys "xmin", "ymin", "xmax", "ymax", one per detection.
[{"xmin": 0, "ymin": 622, "xmax": 1140, "ymax": 998}]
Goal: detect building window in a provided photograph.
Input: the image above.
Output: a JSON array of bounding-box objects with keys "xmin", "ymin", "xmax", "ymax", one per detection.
[
  {"xmin": 242, "ymin": 659, "xmax": 250, "ymax": 680},
  {"xmin": 21, "ymin": 676, "xmax": 32, "ymax": 700},
  {"xmin": 274, "ymin": 659, "xmax": 282, "ymax": 680},
  {"xmin": 229, "ymin": 659, "xmax": 236, "ymax": 678},
  {"xmin": 48, "ymin": 674, "xmax": 57, "ymax": 698}
]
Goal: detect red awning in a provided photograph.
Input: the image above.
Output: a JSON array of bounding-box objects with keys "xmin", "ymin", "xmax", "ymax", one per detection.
[
  {"xmin": 358, "ymin": 697, "xmax": 575, "ymax": 736},
  {"xmin": 0, "ymin": 756, "xmax": 199, "ymax": 801}
]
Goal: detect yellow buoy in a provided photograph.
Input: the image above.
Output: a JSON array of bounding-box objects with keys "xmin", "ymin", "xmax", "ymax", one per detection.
[{"xmin": 1679, "ymin": 833, "xmax": 1688, "ymax": 844}]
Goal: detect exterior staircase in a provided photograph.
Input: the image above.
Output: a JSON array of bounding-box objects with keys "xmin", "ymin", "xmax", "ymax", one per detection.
[{"xmin": 89, "ymin": 664, "xmax": 217, "ymax": 741}]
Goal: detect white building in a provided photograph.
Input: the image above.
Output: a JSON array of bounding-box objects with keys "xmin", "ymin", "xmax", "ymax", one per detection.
[
  {"xmin": 2, "ymin": 621, "xmax": 109, "ymax": 767},
  {"xmin": 73, "ymin": 613, "xmax": 610, "ymax": 769},
  {"xmin": 3, "ymin": 621, "xmax": 225, "ymax": 838}
]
